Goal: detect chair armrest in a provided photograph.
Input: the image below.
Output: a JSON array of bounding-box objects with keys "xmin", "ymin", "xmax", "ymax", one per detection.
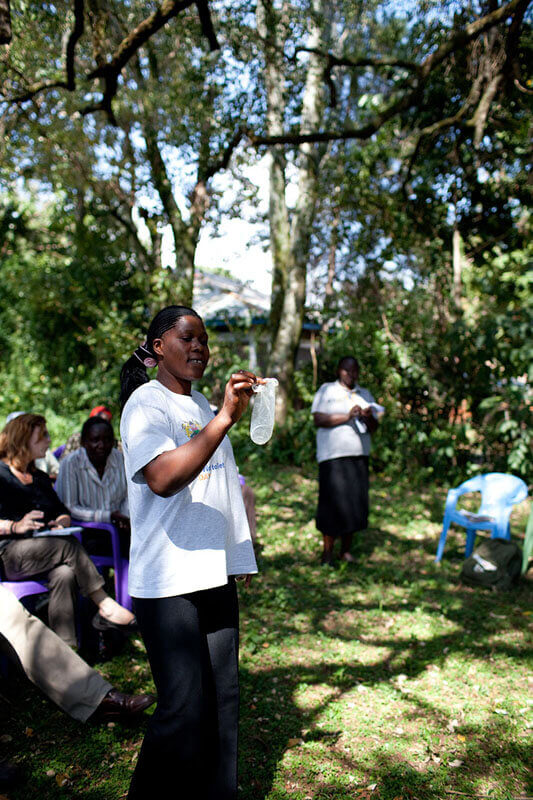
[
  {"xmin": 444, "ymin": 488, "xmax": 461, "ymax": 512},
  {"xmin": 70, "ymin": 519, "xmax": 121, "ymax": 560}
]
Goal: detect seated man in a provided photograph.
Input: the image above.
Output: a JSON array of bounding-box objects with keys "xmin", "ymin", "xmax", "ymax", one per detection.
[
  {"xmin": 59, "ymin": 405, "xmax": 114, "ymax": 462},
  {"xmin": 56, "ymin": 416, "xmax": 130, "ymax": 557},
  {"xmin": 0, "ymin": 584, "xmax": 154, "ymax": 723}
]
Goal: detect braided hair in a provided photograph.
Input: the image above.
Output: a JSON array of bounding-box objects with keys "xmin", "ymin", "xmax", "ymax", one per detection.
[{"xmin": 119, "ymin": 305, "xmax": 201, "ymax": 409}]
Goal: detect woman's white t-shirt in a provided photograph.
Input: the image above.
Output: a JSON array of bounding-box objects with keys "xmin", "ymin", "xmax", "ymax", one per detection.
[
  {"xmin": 311, "ymin": 381, "xmax": 377, "ymax": 463},
  {"xmin": 120, "ymin": 380, "xmax": 258, "ymax": 598}
]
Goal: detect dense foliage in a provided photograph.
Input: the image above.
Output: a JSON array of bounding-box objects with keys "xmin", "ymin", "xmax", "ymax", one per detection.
[{"xmin": 0, "ymin": 0, "xmax": 531, "ymax": 481}]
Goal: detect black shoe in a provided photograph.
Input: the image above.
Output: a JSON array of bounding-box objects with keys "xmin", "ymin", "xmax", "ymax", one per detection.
[
  {"xmin": 92, "ymin": 612, "xmax": 137, "ymax": 633},
  {"xmin": 94, "ymin": 689, "xmax": 156, "ymax": 720},
  {"xmin": 320, "ymin": 552, "xmax": 334, "ymax": 566}
]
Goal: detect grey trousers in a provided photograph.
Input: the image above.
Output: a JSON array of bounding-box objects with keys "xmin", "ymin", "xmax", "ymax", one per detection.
[
  {"xmin": 0, "ymin": 536, "xmax": 105, "ymax": 646},
  {"xmin": 0, "ymin": 585, "xmax": 111, "ymax": 721}
]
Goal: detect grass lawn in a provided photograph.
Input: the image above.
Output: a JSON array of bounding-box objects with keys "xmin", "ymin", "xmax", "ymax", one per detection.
[{"xmin": 1, "ymin": 466, "xmax": 531, "ymax": 799}]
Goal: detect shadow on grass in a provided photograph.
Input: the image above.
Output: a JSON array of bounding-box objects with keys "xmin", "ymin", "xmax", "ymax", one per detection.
[
  {"xmin": 0, "ymin": 647, "xmax": 150, "ymax": 800},
  {"xmin": 238, "ymin": 489, "xmax": 532, "ymax": 799},
  {"xmin": 2, "ymin": 469, "xmax": 530, "ymax": 799},
  {"xmin": 238, "ymin": 655, "xmax": 532, "ymax": 800}
]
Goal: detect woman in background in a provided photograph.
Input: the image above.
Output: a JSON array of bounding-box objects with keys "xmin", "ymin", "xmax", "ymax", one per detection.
[{"xmin": 311, "ymin": 356, "xmax": 379, "ymax": 565}]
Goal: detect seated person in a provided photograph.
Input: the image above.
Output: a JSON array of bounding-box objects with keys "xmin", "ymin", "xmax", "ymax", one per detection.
[
  {"xmin": 56, "ymin": 416, "xmax": 130, "ymax": 557},
  {"xmin": 240, "ymin": 476, "xmax": 258, "ymax": 545},
  {"xmin": 0, "ymin": 584, "xmax": 154, "ymax": 722},
  {"xmin": 59, "ymin": 404, "xmax": 113, "ymax": 461},
  {"xmin": 0, "ymin": 414, "xmax": 135, "ymax": 647},
  {"xmin": 5, "ymin": 412, "xmax": 59, "ymax": 480}
]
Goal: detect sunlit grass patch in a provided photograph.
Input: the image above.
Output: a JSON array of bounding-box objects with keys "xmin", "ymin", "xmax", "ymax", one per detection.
[{"xmin": 2, "ymin": 466, "xmax": 531, "ymax": 799}]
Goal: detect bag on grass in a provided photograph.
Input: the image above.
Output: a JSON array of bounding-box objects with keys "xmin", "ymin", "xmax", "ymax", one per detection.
[{"xmin": 460, "ymin": 537, "xmax": 522, "ymax": 591}]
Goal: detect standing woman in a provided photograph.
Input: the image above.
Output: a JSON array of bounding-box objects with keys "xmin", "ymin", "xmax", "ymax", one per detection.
[
  {"xmin": 311, "ymin": 356, "xmax": 379, "ymax": 565},
  {"xmin": 119, "ymin": 305, "xmax": 258, "ymax": 800}
]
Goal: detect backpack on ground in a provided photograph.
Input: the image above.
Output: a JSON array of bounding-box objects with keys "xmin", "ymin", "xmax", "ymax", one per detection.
[{"xmin": 460, "ymin": 537, "xmax": 522, "ymax": 591}]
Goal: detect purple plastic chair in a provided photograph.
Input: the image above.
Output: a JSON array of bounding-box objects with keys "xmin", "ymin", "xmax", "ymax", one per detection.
[
  {"xmin": 0, "ymin": 580, "xmax": 50, "ymax": 677},
  {"xmin": 53, "ymin": 444, "xmax": 66, "ymax": 460},
  {"xmin": 1, "ymin": 579, "xmax": 48, "ymax": 602},
  {"xmin": 71, "ymin": 520, "xmax": 132, "ymax": 611}
]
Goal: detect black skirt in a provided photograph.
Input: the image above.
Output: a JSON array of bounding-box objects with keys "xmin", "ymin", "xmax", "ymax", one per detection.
[{"xmin": 316, "ymin": 456, "xmax": 369, "ymax": 538}]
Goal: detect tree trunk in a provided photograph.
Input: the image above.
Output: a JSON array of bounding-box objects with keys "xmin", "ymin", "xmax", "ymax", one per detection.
[
  {"xmin": 130, "ymin": 54, "xmax": 197, "ymax": 306},
  {"xmin": 322, "ymin": 202, "xmax": 340, "ymax": 329},
  {"xmin": 260, "ymin": 0, "xmax": 329, "ymax": 423},
  {"xmin": 256, "ymin": 0, "xmax": 291, "ymax": 349},
  {"xmin": 452, "ymin": 225, "xmax": 463, "ymax": 309},
  {"xmin": 141, "ymin": 117, "xmax": 196, "ymax": 305},
  {"xmin": 0, "ymin": 0, "xmax": 11, "ymax": 45}
]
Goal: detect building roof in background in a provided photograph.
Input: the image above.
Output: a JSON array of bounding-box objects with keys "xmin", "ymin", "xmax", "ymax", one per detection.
[
  {"xmin": 193, "ymin": 269, "xmax": 270, "ymax": 325},
  {"xmin": 193, "ymin": 269, "xmax": 320, "ymax": 332}
]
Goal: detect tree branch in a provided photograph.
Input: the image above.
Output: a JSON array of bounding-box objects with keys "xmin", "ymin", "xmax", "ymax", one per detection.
[
  {"xmin": 0, "ymin": 0, "xmax": 11, "ymax": 45},
  {"xmin": 202, "ymin": 128, "xmax": 244, "ymax": 182},
  {"xmin": 252, "ymin": 0, "xmax": 528, "ymax": 147},
  {"xmin": 195, "ymin": 0, "xmax": 219, "ymax": 50},
  {"xmin": 418, "ymin": 0, "xmax": 527, "ymax": 79},
  {"xmin": 3, "ymin": 80, "xmax": 69, "ymax": 105},
  {"xmin": 248, "ymin": 87, "xmax": 419, "ymax": 146},
  {"xmin": 3, "ymin": 0, "xmax": 220, "ymax": 123},
  {"xmin": 468, "ymin": 73, "xmax": 503, "ymax": 146},
  {"xmin": 83, "ymin": 0, "xmax": 220, "ymax": 121},
  {"xmin": 88, "ymin": 1, "xmax": 194, "ymax": 80},
  {"xmin": 514, "ymin": 77, "xmax": 533, "ymax": 95},
  {"xmin": 294, "ymin": 46, "xmax": 418, "ymax": 72},
  {"xmin": 65, "ymin": 0, "xmax": 85, "ymax": 90}
]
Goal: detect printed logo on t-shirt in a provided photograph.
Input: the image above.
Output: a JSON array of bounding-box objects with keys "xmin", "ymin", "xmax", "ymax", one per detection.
[
  {"xmin": 182, "ymin": 419, "xmax": 202, "ymax": 439},
  {"xmin": 198, "ymin": 461, "xmax": 225, "ymax": 482}
]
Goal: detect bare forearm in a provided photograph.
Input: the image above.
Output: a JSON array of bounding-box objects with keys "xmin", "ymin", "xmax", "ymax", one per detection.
[
  {"xmin": 144, "ymin": 412, "xmax": 233, "ymax": 497},
  {"xmin": 0, "ymin": 518, "xmax": 15, "ymax": 535},
  {"xmin": 313, "ymin": 412, "xmax": 351, "ymax": 428},
  {"xmin": 364, "ymin": 415, "xmax": 379, "ymax": 434}
]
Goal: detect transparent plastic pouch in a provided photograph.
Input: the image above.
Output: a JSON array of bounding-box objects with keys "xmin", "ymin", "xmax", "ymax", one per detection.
[{"xmin": 250, "ymin": 378, "xmax": 279, "ymax": 445}]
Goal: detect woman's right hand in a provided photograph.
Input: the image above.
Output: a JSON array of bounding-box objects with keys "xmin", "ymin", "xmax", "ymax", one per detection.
[
  {"xmin": 14, "ymin": 510, "xmax": 45, "ymax": 534},
  {"xmin": 220, "ymin": 370, "xmax": 261, "ymax": 426},
  {"xmin": 349, "ymin": 405, "xmax": 362, "ymax": 419}
]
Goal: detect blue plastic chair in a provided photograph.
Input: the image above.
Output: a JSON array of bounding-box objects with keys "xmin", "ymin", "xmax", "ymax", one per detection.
[
  {"xmin": 435, "ymin": 473, "xmax": 528, "ymax": 562},
  {"xmin": 71, "ymin": 520, "xmax": 132, "ymax": 610}
]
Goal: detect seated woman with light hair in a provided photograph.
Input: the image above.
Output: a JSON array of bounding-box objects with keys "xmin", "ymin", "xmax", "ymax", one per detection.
[{"xmin": 0, "ymin": 414, "xmax": 135, "ymax": 647}]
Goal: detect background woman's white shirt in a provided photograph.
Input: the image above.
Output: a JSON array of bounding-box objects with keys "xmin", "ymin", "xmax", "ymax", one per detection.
[
  {"xmin": 120, "ymin": 380, "xmax": 257, "ymax": 598},
  {"xmin": 311, "ymin": 380, "xmax": 376, "ymax": 463}
]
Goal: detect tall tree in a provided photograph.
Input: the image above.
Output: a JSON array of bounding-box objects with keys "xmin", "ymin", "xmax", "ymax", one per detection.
[
  {"xmin": 1, "ymin": 3, "xmax": 254, "ymax": 308},
  {"xmin": 257, "ymin": 0, "xmax": 330, "ymax": 422},
  {"xmin": 252, "ymin": 0, "xmax": 531, "ymax": 420}
]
